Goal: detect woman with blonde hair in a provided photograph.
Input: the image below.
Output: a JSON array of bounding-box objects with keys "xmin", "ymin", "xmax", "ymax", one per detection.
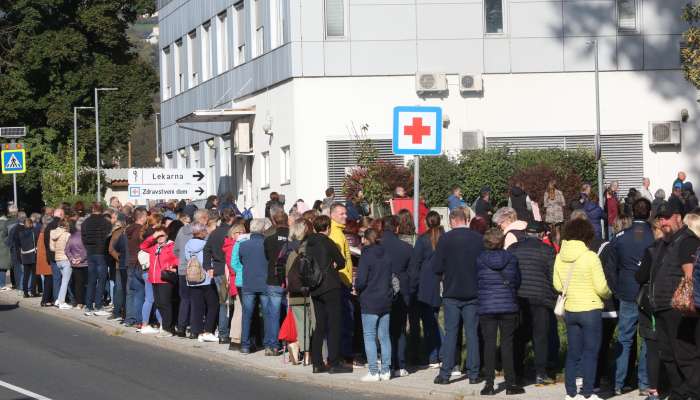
[
  {"xmin": 543, "ymin": 180, "xmax": 565, "ymax": 242},
  {"xmin": 284, "ymin": 218, "xmax": 314, "ymax": 364}
]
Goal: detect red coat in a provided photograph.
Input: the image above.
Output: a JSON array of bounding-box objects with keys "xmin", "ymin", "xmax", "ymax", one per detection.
[
  {"xmin": 140, "ymin": 236, "xmax": 178, "ymax": 284},
  {"xmin": 223, "ymin": 237, "xmax": 238, "ymax": 296}
]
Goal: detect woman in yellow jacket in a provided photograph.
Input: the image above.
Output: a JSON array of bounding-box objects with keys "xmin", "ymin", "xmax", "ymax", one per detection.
[{"xmin": 554, "ymin": 218, "xmax": 611, "ymax": 400}]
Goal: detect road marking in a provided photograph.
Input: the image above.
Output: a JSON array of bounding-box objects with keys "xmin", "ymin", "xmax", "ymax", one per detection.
[{"xmin": 0, "ymin": 380, "xmax": 52, "ymax": 400}]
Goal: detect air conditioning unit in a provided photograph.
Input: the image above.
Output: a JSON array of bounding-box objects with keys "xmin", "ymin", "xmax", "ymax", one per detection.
[
  {"xmin": 461, "ymin": 131, "xmax": 484, "ymax": 151},
  {"xmin": 459, "ymin": 74, "xmax": 483, "ymax": 93},
  {"xmin": 416, "ymin": 72, "xmax": 447, "ymax": 95},
  {"xmin": 648, "ymin": 121, "xmax": 681, "ymax": 147}
]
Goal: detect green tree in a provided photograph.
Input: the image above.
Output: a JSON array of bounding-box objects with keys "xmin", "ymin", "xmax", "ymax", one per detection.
[
  {"xmin": 682, "ymin": 2, "xmax": 700, "ymax": 88},
  {"xmin": 0, "ymin": 0, "xmax": 158, "ymax": 208}
]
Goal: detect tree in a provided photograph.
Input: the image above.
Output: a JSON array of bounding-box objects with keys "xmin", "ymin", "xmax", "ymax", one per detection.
[
  {"xmin": 682, "ymin": 2, "xmax": 700, "ymax": 88},
  {"xmin": 0, "ymin": 0, "xmax": 158, "ymax": 209}
]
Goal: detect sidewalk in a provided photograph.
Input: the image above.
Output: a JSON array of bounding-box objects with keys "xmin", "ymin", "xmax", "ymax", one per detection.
[{"xmin": 1, "ymin": 290, "xmax": 639, "ymax": 400}]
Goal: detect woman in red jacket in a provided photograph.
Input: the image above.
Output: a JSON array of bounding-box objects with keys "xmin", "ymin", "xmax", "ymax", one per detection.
[{"xmin": 140, "ymin": 226, "xmax": 178, "ymax": 336}]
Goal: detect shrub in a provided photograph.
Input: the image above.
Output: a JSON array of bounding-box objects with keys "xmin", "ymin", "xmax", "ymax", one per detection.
[
  {"xmin": 509, "ymin": 165, "xmax": 584, "ymax": 220},
  {"xmin": 342, "ymin": 161, "xmax": 412, "ymax": 207},
  {"xmin": 458, "ymin": 148, "xmax": 515, "ymax": 207},
  {"xmin": 415, "ymin": 155, "xmax": 462, "ymax": 208}
]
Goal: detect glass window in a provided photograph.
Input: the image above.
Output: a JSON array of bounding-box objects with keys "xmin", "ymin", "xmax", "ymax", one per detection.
[
  {"xmin": 186, "ymin": 30, "xmax": 198, "ymax": 87},
  {"xmin": 174, "ymin": 39, "xmax": 183, "ymax": 94},
  {"xmin": 235, "ymin": 3, "xmax": 246, "ymax": 65},
  {"xmin": 617, "ymin": 0, "xmax": 637, "ymax": 31},
  {"xmin": 201, "ymin": 21, "xmax": 212, "ymax": 80},
  {"xmin": 161, "ymin": 47, "xmax": 171, "ymax": 99},
  {"xmin": 261, "ymin": 151, "xmax": 270, "ymax": 188},
  {"xmin": 325, "ymin": 0, "xmax": 345, "ymax": 37},
  {"xmin": 217, "ymin": 11, "xmax": 229, "ymax": 74},
  {"xmin": 484, "ymin": 0, "xmax": 504, "ymax": 34},
  {"xmin": 253, "ymin": 0, "xmax": 264, "ymax": 57},
  {"xmin": 280, "ymin": 146, "xmax": 290, "ymax": 184}
]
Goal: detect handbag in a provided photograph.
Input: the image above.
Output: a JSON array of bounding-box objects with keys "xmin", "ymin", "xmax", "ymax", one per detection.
[
  {"xmin": 160, "ymin": 269, "xmax": 178, "ymax": 285},
  {"xmin": 671, "ymin": 276, "xmax": 696, "ymax": 315},
  {"xmin": 554, "ymin": 262, "xmax": 577, "ymax": 319}
]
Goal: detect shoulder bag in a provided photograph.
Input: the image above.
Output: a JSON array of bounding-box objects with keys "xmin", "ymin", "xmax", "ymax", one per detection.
[{"xmin": 554, "ymin": 262, "xmax": 577, "ymax": 319}]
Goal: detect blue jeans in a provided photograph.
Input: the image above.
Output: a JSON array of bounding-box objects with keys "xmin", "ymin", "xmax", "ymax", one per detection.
[
  {"xmin": 362, "ymin": 313, "xmax": 392, "ymax": 375},
  {"xmin": 85, "ymin": 255, "xmax": 108, "ymax": 311},
  {"xmin": 261, "ymin": 285, "xmax": 284, "ymax": 350},
  {"xmin": 214, "ymin": 275, "xmax": 229, "ymax": 338},
  {"xmin": 0, "ymin": 269, "xmax": 7, "ymax": 287},
  {"xmin": 341, "ymin": 286, "xmax": 354, "ymax": 358},
  {"xmin": 55, "ymin": 260, "xmax": 72, "ymax": 305},
  {"xmin": 565, "ymin": 310, "xmax": 602, "ymax": 397},
  {"xmin": 142, "ymin": 272, "xmax": 162, "ymax": 324},
  {"xmin": 50, "ymin": 261, "xmax": 62, "ymax": 302},
  {"xmin": 438, "ymin": 298, "xmax": 480, "ymax": 380},
  {"xmin": 12, "ymin": 261, "xmax": 22, "ymax": 289},
  {"xmin": 420, "ymin": 302, "xmax": 443, "ymax": 364},
  {"xmin": 125, "ymin": 266, "xmax": 145, "ymax": 324},
  {"xmin": 241, "ymin": 290, "xmax": 264, "ymax": 350},
  {"xmin": 112, "ymin": 268, "xmax": 127, "ymax": 318},
  {"xmin": 614, "ymin": 300, "xmax": 648, "ymax": 390}
]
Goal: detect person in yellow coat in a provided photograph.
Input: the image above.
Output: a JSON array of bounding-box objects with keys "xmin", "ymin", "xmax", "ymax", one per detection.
[
  {"xmin": 329, "ymin": 202, "xmax": 354, "ymax": 362},
  {"xmin": 554, "ymin": 218, "xmax": 611, "ymax": 400}
]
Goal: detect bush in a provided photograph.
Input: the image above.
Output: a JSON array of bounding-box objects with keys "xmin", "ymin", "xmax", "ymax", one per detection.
[
  {"xmin": 342, "ymin": 161, "xmax": 412, "ymax": 207},
  {"xmin": 509, "ymin": 165, "xmax": 584, "ymax": 220},
  {"xmin": 415, "ymin": 155, "xmax": 462, "ymax": 208},
  {"xmin": 458, "ymin": 148, "xmax": 515, "ymax": 207}
]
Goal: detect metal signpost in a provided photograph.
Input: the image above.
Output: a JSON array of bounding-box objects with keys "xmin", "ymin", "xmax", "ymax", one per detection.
[
  {"xmin": 128, "ymin": 168, "xmax": 209, "ymax": 202},
  {"xmin": 0, "ymin": 127, "xmax": 27, "ymax": 208},
  {"xmin": 392, "ymin": 106, "xmax": 443, "ymax": 229}
]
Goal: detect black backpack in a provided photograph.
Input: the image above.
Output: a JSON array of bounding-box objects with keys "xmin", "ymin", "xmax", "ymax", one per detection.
[{"xmin": 295, "ymin": 249, "xmax": 324, "ymax": 290}]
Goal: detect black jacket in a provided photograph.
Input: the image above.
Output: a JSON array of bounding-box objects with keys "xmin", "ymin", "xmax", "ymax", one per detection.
[
  {"xmin": 651, "ymin": 227, "xmax": 699, "ymax": 311},
  {"xmin": 356, "ymin": 244, "xmax": 393, "ymax": 315},
  {"xmin": 81, "ymin": 214, "xmax": 112, "ymax": 256},
  {"xmin": 635, "ymin": 245, "xmax": 658, "ymax": 339},
  {"xmin": 264, "ymin": 227, "xmax": 289, "ymax": 286},
  {"xmin": 508, "ymin": 236, "xmax": 556, "ymax": 308},
  {"xmin": 380, "ymin": 231, "xmax": 412, "ymax": 305},
  {"xmin": 43, "ymin": 217, "xmax": 59, "ymax": 263},
  {"xmin": 306, "ymin": 233, "xmax": 345, "ymax": 297},
  {"xmin": 510, "ymin": 187, "xmax": 533, "ymax": 223},
  {"xmin": 16, "ymin": 225, "xmax": 37, "ymax": 265},
  {"xmin": 668, "ymin": 194, "xmax": 686, "ymax": 217},
  {"xmin": 408, "ymin": 234, "xmax": 442, "ymax": 308},
  {"xmin": 431, "ymin": 227, "xmax": 483, "ymax": 301},
  {"xmin": 203, "ymin": 223, "xmax": 231, "ymax": 276},
  {"xmin": 473, "ymin": 197, "xmax": 494, "ymax": 219}
]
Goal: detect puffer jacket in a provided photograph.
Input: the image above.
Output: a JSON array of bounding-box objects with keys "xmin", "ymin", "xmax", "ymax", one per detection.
[
  {"xmin": 476, "ymin": 249, "xmax": 521, "ymax": 315},
  {"xmin": 553, "ymin": 240, "xmax": 611, "ymax": 312},
  {"xmin": 139, "ymin": 236, "xmax": 178, "ymax": 284},
  {"xmin": 508, "ymin": 236, "xmax": 556, "ymax": 308},
  {"xmin": 49, "ymin": 227, "xmax": 70, "ymax": 262}
]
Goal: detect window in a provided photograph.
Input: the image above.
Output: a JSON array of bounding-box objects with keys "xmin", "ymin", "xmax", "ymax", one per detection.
[
  {"xmin": 484, "ymin": 0, "xmax": 504, "ymax": 34},
  {"xmin": 271, "ymin": 0, "xmax": 286, "ymax": 48},
  {"xmin": 201, "ymin": 21, "xmax": 213, "ymax": 81},
  {"xmin": 280, "ymin": 146, "xmax": 290, "ymax": 184},
  {"xmin": 161, "ymin": 47, "xmax": 171, "ymax": 99},
  {"xmin": 325, "ymin": 0, "xmax": 345, "ymax": 38},
  {"xmin": 261, "ymin": 151, "xmax": 270, "ymax": 188},
  {"xmin": 186, "ymin": 30, "xmax": 198, "ymax": 88},
  {"xmin": 617, "ymin": 0, "xmax": 637, "ymax": 31},
  {"xmin": 253, "ymin": 0, "xmax": 264, "ymax": 57},
  {"xmin": 174, "ymin": 39, "xmax": 183, "ymax": 94},
  {"xmin": 192, "ymin": 143, "xmax": 200, "ymax": 168},
  {"xmin": 207, "ymin": 141, "xmax": 217, "ymax": 195},
  {"xmin": 235, "ymin": 3, "xmax": 246, "ymax": 65},
  {"xmin": 217, "ymin": 11, "xmax": 229, "ymax": 74}
]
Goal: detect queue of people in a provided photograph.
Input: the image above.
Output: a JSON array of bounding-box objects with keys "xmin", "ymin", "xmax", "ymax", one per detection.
[{"xmin": 0, "ymin": 176, "xmax": 699, "ymax": 400}]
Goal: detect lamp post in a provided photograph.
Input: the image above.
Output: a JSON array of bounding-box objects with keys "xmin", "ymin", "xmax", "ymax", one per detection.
[
  {"xmin": 94, "ymin": 87, "xmax": 118, "ymax": 202},
  {"xmin": 73, "ymin": 106, "xmax": 94, "ymax": 195},
  {"xmin": 154, "ymin": 112, "xmax": 161, "ymax": 165},
  {"xmin": 587, "ymin": 39, "xmax": 604, "ymax": 236}
]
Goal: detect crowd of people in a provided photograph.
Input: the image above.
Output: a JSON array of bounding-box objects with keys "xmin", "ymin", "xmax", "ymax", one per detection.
[{"xmin": 0, "ymin": 171, "xmax": 699, "ymax": 400}]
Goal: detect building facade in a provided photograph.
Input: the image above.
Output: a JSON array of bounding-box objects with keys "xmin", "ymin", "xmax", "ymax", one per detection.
[{"xmin": 158, "ymin": 0, "xmax": 699, "ymax": 214}]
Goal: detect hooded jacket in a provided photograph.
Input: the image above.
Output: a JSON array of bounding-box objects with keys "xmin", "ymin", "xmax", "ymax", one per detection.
[
  {"xmin": 477, "ymin": 249, "xmax": 521, "ymax": 315},
  {"xmin": 553, "ymin": 240, "xmax": 611, "ymax": 312},
  {"xmin": 356, "ymin": 244, "xmax": 393, "ymax": 315},
  {"xmin": 238, "ymin": 233, "xmax": 268, "ymax": 293},
  {"xmin": 49, "ymin": 226, "xmax": 70, "ymax": 262},
  {"xmin": 184, "ymin": 237, "xmax": 211, "ymax": 286},
  {"xmin": 408, "ymin": 233, "xmax": 442, "ymax": 308},
  {"xmin": 508, "ymin": 236, "xmax": 556, "ymax": 308},
  {"xmin": 139, "ymin": 236, "xmax": 178, "ymax": 284}
]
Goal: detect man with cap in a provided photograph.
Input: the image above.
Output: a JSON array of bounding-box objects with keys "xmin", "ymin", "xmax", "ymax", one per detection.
[
  {"xmin": 668, "ymin": 181, "xmax": 686, "ymax": 218},
  {"xmin": 508, "ymin": 220, "xmax": 557, "ymax": 385},
  {"xmin": 649, "ymin": 202, "xmax": 700, "ymax": 400},
  {"xmin": 473, "ymin": 186, "xmax": 494, "ymax": 220}
]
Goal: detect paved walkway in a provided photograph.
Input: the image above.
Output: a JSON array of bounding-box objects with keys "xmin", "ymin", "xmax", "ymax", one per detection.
[{"xmin": 0, "ymin": 290, "xmax": 640, "ymax": 400}]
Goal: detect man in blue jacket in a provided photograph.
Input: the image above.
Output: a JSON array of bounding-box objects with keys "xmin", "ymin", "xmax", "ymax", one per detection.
[
  {"xmin": 238, "ymin": 218, "xmax": 269, "ymax": 354},
  {"xmin": 432, "ymin": 207, "xmax": 484, "ymax": 385},
  {"xmin": 611, "ymin": 198, "xmax": 655, "ymax": 396},
  {"xmin": 381, "ymin": 215, "xmax": 412, "ymax": 377}
]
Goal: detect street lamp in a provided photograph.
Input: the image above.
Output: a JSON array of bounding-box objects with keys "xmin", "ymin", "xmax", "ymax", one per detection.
[
  {"xmin": 154, "ymin": 112, "xmax": 161, "ymax": 165},
  {"xmin": 94, "ymin": 87, "xmax": 118, "ymax": 203},
  {"xmin": 587, "ymin": 39, "xmax": 604, "ymax": 236},
  {"xmin": 73, "ymin": 106, "xmax": 94, "ymax": 195}
]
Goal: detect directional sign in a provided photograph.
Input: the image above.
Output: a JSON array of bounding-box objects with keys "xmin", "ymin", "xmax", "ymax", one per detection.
[
  {"xmin": 2, "ymin": 148, "xmax": 26, "ymax": 174},
  {"xmin": 392, "ymin": 106, "xmax": 442, "ymax": 156},
  {"xmin": 128, "ymin": 183, "xmax": 207, "ymax": 200},
  {"xmin": 129, "ymin": 168, "xmax": 207, "ymax": 185}
]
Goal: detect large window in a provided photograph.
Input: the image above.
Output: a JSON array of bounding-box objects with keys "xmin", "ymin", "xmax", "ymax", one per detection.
[
  {"xmin": 484, "ymin": 0, "xmax": 504, "ymax": 34},
  {"xmin": 186, "ymin": 30, "xmax": 198, "ymax": 88},
  {"xmin": 280, "ymin": 146, "xmax": 290, "ymax": 184},
  {"xmin": 174, "ymin": 39, "xmax": 183, "ymax": 94},
  {"xmin": 235, "ymin": 3, "xmax": 246, "ymax": 65},
  {"xmin": 261, "ymin": 151, "xmax": 270, "ymax": 188},
  {"xmin": 325, "ymin": 0, "xmax": 345, "ymax": 38},
  {"xmin": 271, "ymin": 0, "xmax": 286, "ymax": 48},
  {"xmin": 201, "ymin": 21, "xmax": 213, "ymax": 81},
  {"xmin": 161, "ymin": 46, "xmax": 171, "ymax": 99},
  {"xmin": 217, "ymin": 11, "xmax": 229, "ymax": 74},
  {"xmin": 253, "ymin": 0, "xmax": 265, "ymax": 57},
  {"xmin": 617, "ymin": 0, "xmax": 637, "ymax": 31}
]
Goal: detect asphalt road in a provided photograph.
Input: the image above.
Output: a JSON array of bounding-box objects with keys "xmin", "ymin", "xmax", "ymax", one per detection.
[{"xmin": 0, "ymin": 299, "xmax": 404, "ymax": 400}]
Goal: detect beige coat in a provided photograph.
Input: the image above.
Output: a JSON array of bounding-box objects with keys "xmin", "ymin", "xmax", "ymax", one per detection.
[{"xmin": 49, "ymin": 227, "xmax": 70, "ymax": 261}]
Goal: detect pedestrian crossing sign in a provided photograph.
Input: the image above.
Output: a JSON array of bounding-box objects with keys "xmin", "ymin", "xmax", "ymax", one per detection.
[{"xmin": 2, "ymin": 148, "xmax": 26, "ymax": 174}]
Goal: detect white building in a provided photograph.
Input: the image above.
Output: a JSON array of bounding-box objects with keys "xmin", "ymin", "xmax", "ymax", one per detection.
[{"xmin": 158, "ymin": 0, "xmax": 700, "ymax": 214}]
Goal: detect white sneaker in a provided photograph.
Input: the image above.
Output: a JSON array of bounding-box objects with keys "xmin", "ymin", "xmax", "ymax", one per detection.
[
  {"xmin": 392, "ymin": 369, "xmax": 409, "ymax": 378},
  {"xmin": 0, "ymin": 286, "xmax": 11, "ymax": 291},
  {"xmin": 361, "ymin": 372, "xmax": 380, "ymax": 382},
  {"xmin": 585, "ymin": 395, "xmax": 602, "ymax": 400},
  {"xmin": 451, "ymin": 366, "xmax": 462, "ymax": 377},
  {"xmin": 139, "ymin": 325, "xmax": 160, "ymax": 335},
  {"xmin": 94, "ymin": 310, "xmax": 110, "ymax": 317},
  {"xmin": 197, "ymin": 333, "xmax": 218, "ymax": 343},
  {"xmin": 58, "ymin": 303, "xmax": 72, "ymax": 310},
  {"xmin": 379, "ymin": 372, "xmax": 391, "ymax": 381},
  {"xmin": 157, "ymin": 329, "xmax": 174, "ymax": 338},
  {"xmin": 565, "ymin": 395, "xmax": 584, "ymax": 400},
  {"xmin": 429, "ymin": 362, "xmax": 441, "ymax": 369},
  {"xmin": 84, "ymin": 311, "xmax": 94, "ymax": 316}
]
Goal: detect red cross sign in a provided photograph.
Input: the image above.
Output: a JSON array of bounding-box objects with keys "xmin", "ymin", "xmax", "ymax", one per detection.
[{"xmin": 393, "ymin": 106, "xmax": 442, "ymax": 156}]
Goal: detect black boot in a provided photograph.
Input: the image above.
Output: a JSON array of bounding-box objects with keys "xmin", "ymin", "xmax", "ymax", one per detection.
[{"xmin": 480, "ymin": 383, "xmax": 496, "ymax": 396}]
